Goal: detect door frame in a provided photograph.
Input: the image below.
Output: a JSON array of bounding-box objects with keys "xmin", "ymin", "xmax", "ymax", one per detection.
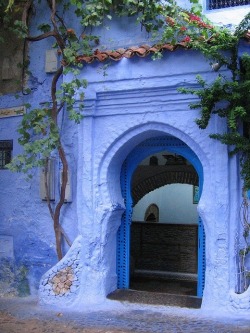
[{"xmin": 117, "ymin": 136, "xmax": 205, "ymax": 297}]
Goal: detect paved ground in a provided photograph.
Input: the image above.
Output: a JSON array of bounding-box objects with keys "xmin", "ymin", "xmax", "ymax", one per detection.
[{"xmin": 0, "ymin": 296, "xmax": 250, "ymax": 333}]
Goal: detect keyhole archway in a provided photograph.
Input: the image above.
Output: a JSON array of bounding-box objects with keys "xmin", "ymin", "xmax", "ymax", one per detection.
[{"xmin": 117, "ymin": 135, "xmax": 205, "ymax": 298}]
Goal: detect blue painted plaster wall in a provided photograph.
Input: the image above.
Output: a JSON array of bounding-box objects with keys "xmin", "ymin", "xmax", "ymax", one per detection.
[{"xmin": 0, "ymin": 2, "xmax": 250, "ymax": 314}]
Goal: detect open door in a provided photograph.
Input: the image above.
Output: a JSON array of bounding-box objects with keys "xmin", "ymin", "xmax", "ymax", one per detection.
[{"xmin": 117, "ymin": 136, "xmax": 205, "ymax": 298}]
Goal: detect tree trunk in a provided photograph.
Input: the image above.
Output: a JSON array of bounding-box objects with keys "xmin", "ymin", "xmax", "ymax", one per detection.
[{"xmin": 53, "ymin": 145, "xmax": 68, "ymax": 260}]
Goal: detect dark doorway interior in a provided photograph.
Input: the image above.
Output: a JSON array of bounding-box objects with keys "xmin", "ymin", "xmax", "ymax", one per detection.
[
  {"xmin": 130, "ymin": 221, "xmax": 198, "ymax": 296},
  {"xmin": 129, "ymin": 151, "xmax": 199, "ymax": 297},
  {"xmin": 115, "ymin": 137, "xmax": 205, "ymax": 308},
  {"xmin": 130, "ymin": 276, "xmax": 197, "ymax": 296}
]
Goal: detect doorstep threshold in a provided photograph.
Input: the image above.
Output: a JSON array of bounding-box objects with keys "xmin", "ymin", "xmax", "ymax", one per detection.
[
  {"xmin": 134, "ymin": 269, "xmax": 198, "ymax": 282},
  {"xmin": 107, "ymin": 289, "xmax": 202, "ymax": 309}
]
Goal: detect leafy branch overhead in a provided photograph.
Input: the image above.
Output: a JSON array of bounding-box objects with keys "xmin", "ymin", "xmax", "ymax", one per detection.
[
  {"xmin": 179, "ymin": 25, "xmax": 250, "ymax": 190},
  {"xmin": 3, "ymin": 0, "xmax": 232, "ymax": 177}
]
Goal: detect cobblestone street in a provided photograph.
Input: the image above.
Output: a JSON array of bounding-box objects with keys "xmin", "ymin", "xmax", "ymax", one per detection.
[{"xmin": 0, "ymin": 297, "xmax": 249, "ymax": 333}]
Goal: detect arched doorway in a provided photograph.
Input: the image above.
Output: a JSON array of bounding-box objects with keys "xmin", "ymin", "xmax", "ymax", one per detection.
[
  {"xmin": 144, "ymin": 204, "xmax": 159, "ymax": 222},
  {"xmin": 117, "ymin": 136, "xmax": 205, "ymax": 298}
]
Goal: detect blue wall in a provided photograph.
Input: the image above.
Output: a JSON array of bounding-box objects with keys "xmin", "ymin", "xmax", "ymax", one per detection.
[{"xmin": 0, "ymin": 2, "xmax": 249, "ymax": 313}]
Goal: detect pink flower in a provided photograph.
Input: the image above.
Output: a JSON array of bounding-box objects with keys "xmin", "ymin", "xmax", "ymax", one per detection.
[
  {"xmin": 180, "ymin": 26, "xmax": 187, "ymax": 32},
  {"xmin": 67, "ymin": 28, "xmax": 75, "ymax": 35},
  {"xmin": 189, "ymin": 14, "xmax": 201, "ymax": 22},
  {"xmin": 198, "ymin": 21, "xmax": 214, "ymax": 29},
  {"xmin": 184, "ymin": 36, "xmax": 191, "ymax": 42}
]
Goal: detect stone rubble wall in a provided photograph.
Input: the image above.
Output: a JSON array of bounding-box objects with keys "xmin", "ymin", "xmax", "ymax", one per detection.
[{"xmin": 39, "ymin": 235, "xmax": 82, "ymax": 305}]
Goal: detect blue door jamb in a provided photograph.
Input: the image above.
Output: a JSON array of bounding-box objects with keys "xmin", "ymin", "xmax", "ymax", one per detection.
[{"xmin": 117, "ymin": 136, "xmax": 205, "ymax": 297}]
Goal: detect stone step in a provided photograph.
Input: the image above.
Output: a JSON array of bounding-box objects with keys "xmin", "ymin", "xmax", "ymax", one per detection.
[{"xmin": 107, "ymin": 289, "xmax": 202, "ymax": 309}]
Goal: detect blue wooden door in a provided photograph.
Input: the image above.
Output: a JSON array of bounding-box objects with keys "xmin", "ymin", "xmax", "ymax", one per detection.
[{"xmin": 117, "ymin": 136, "xmax": 205, "ymax": 297}]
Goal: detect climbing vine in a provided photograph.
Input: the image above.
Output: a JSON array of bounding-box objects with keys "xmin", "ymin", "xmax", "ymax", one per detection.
[
  {"xmin": 177, "ymin": 12, "xmax": 250, "ymax": 292},
  {"xmin": 2, "ymin": 0, "xmax": 250, "ymax": 288}
]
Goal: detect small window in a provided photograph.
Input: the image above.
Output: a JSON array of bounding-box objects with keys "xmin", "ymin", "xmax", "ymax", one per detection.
[
  {"xmin": 208, "ymin": 0, "xmax": 250, "ymax": 10},
  {"xmin": 0, "ymin": 140, "xmax": 13, "ymax": 169}
]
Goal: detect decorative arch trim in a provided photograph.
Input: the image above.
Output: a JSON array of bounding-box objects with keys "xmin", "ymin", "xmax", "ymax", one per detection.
[
  {"xmin": 97, "ymin": 122, "xmax": 209, "ymax": 210},
  {"xmin": 132, "ymin": 165, "xmax": 198, "ymax": 205}
]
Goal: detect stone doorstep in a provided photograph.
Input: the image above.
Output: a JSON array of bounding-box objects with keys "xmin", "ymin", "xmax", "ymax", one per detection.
[
  {"xmin": 107, "ymin": 289, "xmax": 202, "ymax": 309},
  {"xmin": 133, "ymin": 269, "xmax": 198, "ymax": 282}
]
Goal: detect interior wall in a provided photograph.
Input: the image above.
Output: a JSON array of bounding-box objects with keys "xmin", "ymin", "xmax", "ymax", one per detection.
[
  {"xmin": 130, "ymin": 222, "xmax": 198, "ymax": 274},
  {"xmin": 132, "ymin": 184, "xmax": 198, "ymax": 224}
]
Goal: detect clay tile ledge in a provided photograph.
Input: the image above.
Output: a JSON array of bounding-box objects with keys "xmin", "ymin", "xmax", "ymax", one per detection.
[
  {"xmin": 75, "ymin": 32, "xmax": 249, "ymax": 65},
  {"xmin": 76, "ymin": 43, "xmax": 189, "ymax": 64}
]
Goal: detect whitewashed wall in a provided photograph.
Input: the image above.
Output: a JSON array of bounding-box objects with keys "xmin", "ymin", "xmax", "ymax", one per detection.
[{"xmin": 132, "ymin": 184, "xmax": 198, "ymax": 224}]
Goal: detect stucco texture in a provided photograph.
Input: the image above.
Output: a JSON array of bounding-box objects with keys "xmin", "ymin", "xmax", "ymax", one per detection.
[{"xmin": 0, "ymin": 8, "xmax": 249, "ymax": 315}]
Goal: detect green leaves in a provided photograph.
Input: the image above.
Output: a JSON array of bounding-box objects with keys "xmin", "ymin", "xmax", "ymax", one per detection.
[
  {"xmin": 6, "ymin": 106, "xmax": 60, "ymax": 175},
  {"xmin": 37, "ymin": 23, "xmax": 51, "ymax": 33},
  {"xmin": 229, "ymin": 106, "xmax": 247, "ymax": 131},
  {"xmin": 178, "ymin": 28, "xmax": 250, "ymax": 190},
  {"xmin": 12, "ymin": 20, "xmax": 28, "ymax": 38},
  {"xmin": 235, "ymin": 12, "xmax": 250, "ymax": 38},
  {"xmin": 71, "ymin": 0, "xmax": 114, "ymax": 27},
  {"xmin": 59, "ymin": 77, "xmax": 87, "ymax": 124}
]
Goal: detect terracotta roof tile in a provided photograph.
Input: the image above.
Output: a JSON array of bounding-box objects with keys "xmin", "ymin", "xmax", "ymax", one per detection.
[
  {"xmin": 74, "ymin": 31, "xmax": 250, "ymax": 65},
  {"xmin": 77, "ymin": 43, "xmax": 189, "ymax": 64}
]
